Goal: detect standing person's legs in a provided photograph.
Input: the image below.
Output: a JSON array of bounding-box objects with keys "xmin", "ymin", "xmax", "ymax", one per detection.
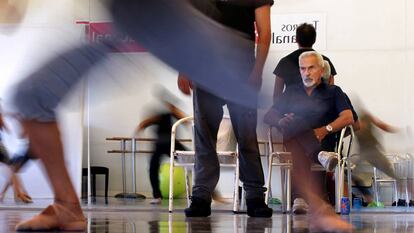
[
  {"xmin": 149, "ymin": 141, "xmax": 186, "ymax": 203},
  {"xmin": 227, "ymin": 102, "xmax": 272, "ymax": 217},
  {"xmin": 185, "ymin": 87, "xmax": 223, "ymax": 217},
  {"xmin": 16, "ymin": 121, "xmax": 86, "ymax": 231},
  {"xmin": 10, "ymin": 174, "xmax": 32, "ymax": 203},
  {"xmin": 149, "ymin": 145, "xmax": 167, "ymax": 200},
  {"xmin": 0, "ymin": 142, "xmax": 32, "ymax": 203},
  {"xmin": 5, "ymin": 43, "xmax": 110, "ymax": 231}
]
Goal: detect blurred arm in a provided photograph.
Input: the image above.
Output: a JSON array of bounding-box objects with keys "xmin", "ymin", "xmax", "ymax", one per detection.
[
  {"xmin": 273, "ymin": 76, "xmax": 285, "ymax": 104},
  {"xmin": 249, "ymin": 4, "xmax": 271, "ymax": 90},
  {"xmin": 134, "ymin": 115, "xmax": 162, "ymax": 135},
  {"xmin": 177, "ymin": 73, "xmax": 192, "ymax": 96},
  {"xmin": 367, "ymin": 113, "xmax": 399, "ymax": 133}
]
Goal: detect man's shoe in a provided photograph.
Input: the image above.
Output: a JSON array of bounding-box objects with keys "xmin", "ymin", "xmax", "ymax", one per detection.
[
  {"xmin": 292, "ymin": 198, "xmax": 309, "ymax": 215},
  {"xmin": 318, "ymin": 151, "xmax": 338, "ymax": 172},
  {"xmin": 185, "ymin": 197, "xmax": 211, "ymax": 217},
  {"xmin": 246, "ymin": 198, "xmax": 273, "ymax": 218}
]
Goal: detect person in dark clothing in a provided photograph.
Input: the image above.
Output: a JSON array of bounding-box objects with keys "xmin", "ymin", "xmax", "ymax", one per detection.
[
  {"xmin": 264, "ymin": 51, "xmax": 353, "ymax": 232},
  {"xmin": 272, "ymin": 25, "xmax": 341, "ymax": 213},
  {"xmin": 134, "ymin": 98, "xmax": 186, "ymax": 204},
  {"xmin": 178, "ymin": 0, "xmax": 274, "ymax": 218},
  {"xmin": 272, "ymin": 23, "xmax": 337, "ymax": 103}
]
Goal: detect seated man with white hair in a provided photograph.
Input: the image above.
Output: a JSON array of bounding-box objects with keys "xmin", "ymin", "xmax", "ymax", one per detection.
[{"xmin": 264, "ymin": 51, "xmax": 354, "ymax": 231}]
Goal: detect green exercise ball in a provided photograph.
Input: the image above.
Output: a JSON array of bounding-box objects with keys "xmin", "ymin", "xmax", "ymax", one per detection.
[
  {"xmin": 159, "ymin": 221, "xmax": 186, "ymax": 233},
  {"xmin": 367, "ymin": 201, "xmax": 385, "ymax": 208},
  {"xmin": 159, "ymin": 163, "xmax": 186, "ymax": 199}
]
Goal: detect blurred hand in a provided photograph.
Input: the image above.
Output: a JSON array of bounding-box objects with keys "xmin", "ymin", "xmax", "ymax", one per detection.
[
  {"xmin": 314, "ymin": 126, "xmax": 328, "ymax": 142},
  {"xmin": 247, "ymin": 69, "xmax": 263, "ymax": 91},
  {"xmin": 177, "ymin": 74, "xmax": 192, "ymax": 95},
  {"xmin": 278, "ymin": 113, "xmax": 295, "ymax": 129}
]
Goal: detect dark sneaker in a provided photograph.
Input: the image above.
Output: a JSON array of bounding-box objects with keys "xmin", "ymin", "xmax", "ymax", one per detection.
[
  {"xmin": 246, "ymin": 198, "xmax": 273, "ymax": 218},
  {"xmin": 318, "ymin": 151, "xmax": 339, "ymax": 172},
  {"xmin": 392, "ymin": 199, "xmax": 407, "ymax": 206},
  {"xmin": 185, "ymin": 197, "xmax": 211, "ymax": 217},
  {"xmin": 409, "ymin": 200, "xmax": 414, "ymax": 207}
]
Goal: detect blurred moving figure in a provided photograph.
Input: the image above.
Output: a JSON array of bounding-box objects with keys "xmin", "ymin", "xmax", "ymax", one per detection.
[
  {"xmin": 351, "ymin": 103, "xmax": 399, "ymax": 206},
  {"xmin": 5, "ymin": 0, "xmax": 265, "ymax": 231},
  {"xmin": 0, "ymin": 113, "xmax": 32, "ymax": 203},
  {"xmin": 134, "ymin": 89, "xmax": 187, "ymax": 204},
  {"xmin": 0, "ymin": 0, "xmax": 28, "ymax": 26},
  {"xmin": 354, "ymin": 110, "xmax": 398, "ymax": 179}
]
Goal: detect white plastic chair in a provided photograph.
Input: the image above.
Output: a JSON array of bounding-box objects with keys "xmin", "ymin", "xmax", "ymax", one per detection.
[
  {"xmin": 168, "ymin": 116, "xmax": 241, "ymax": 212},
  {"xmin": 265, "ymin": 126, "xmax": 354, "ymax": 213},
  {"xmin": 372, "ymin": 154, "xmax": 408, "ymax": 206},
  {"xmin": 264, "ymin": 126, "xmax": 292, "ymax": 213},
  {"xmin": 335, "ymin": 125, "xmax": 355, "ymax": 212}
]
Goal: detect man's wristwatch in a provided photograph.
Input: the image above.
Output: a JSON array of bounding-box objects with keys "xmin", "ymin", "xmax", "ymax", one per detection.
[{"xmin": 325, "ymin": 124, "xmax": 333, "ymax": 133}]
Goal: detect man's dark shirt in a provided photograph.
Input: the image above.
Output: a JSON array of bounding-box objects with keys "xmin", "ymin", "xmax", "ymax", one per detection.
[
  {"xmin": 273, "ymin": 81, "xmax": 351, "ymax": 150},
  {"xmin": 344, "ymin": 93, "xmax": 358, "ymax": 122},
  {"xmin": 190, "ymin": 0, "xmax": 274, "ymax": 41},
  {"xmin": 273, "ymin": 48, "xmax": 337, "ymax": 87}
]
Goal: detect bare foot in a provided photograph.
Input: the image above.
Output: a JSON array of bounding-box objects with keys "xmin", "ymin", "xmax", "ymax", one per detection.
[
  {"xmin": 15, "ymin": 203, "xmax": 86, "ymax": 231},
  {"xmin": 310, "ymin": 212, "xmax": 353, "ymax": 232},
  {"xmin": 14, "ymin": 191, "xmax": 33, "ymax": 203}
]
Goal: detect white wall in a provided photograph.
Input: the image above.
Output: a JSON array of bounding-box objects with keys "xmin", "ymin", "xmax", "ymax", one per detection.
[
  {"xmin": 86, "ymin": 0, "xmax": 414, "ymax": 198},
  {"xmin": 1, "ymin": 0, "xmax": 413, "ymax": 200}
]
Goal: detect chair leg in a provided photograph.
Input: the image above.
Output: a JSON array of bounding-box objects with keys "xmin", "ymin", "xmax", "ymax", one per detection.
[
  {"xmin": 233, "ymin": 156, "xmax": 240, "ymax": 212},
  {"xmin": 286, "ymin": 167, "xmax": 291, "ymax": 212},
  {"xmin": 335, "ymin": 166, "xmax": 340, "ymax": 213},
  {"xmin": 373, "ymin": 168, "xmax": 379, "ymax": 203},
  {"xmin": 264, "ymin": 155, "xmax": 273, "ymax": 205},
  {"xmin": 394, "ymin": 180, "xmax": 398, "ymax": 205},
  {"xmin": 82, "ymin": 176, "xmax": 87, "ymax": 199},
  {"xmin": 105, "ymin": 171, "xmax": 109, "ymax": 204},
  {"xmin": 92, "ymin": 174, "xmax": 96, "ymax": 198},
  {"xmin": 184, "ymin": 167, "xmax": 191, "ymax": 207},
  {"xmin": 168, "ymin": 158, "xmax": 175, "ymax": 212},
  {"xmin": 405, "ymin": 179, "xmax": 410, "ymax": 207},
  {"xmin": 278, "ymin": 167, "xmax": 285, "ymax": 213}
]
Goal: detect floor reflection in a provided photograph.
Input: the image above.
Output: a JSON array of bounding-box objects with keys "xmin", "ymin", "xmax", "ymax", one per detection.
[{"xmin": 1, "ymin": 209, "xmax": 414, "ymax": 232}]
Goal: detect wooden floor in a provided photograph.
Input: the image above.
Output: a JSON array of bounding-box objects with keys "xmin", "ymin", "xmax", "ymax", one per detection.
[{"xmin": 1, "ymin": 197, "xmax": 414, "ymax": 232}]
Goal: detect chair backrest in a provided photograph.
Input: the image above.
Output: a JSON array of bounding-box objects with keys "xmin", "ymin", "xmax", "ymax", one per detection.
[
  {"xmin": 171, "ymin": 116, "xmax": 238, "ymax": 165},
  {"xmin": 267, "ymin": 126, "xmax": 290, "ymax": 161},
  {"xmin": 336, "ymin": 126, "xmax": 355, "ymax": 156},
  {"xmin": 216, "ymin": 115, "xmax": 237, "ymax": 152}
]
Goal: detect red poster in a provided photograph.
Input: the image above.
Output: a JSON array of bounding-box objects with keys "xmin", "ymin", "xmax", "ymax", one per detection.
[{"xmin": 79, "ymin": 21, "xmax": 146, "ymax": 53}]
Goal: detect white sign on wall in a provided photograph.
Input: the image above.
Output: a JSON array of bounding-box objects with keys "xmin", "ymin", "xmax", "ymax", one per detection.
[{"xmin": 270, "ymin": 13, "xmax": 326, "ymax": 51}]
